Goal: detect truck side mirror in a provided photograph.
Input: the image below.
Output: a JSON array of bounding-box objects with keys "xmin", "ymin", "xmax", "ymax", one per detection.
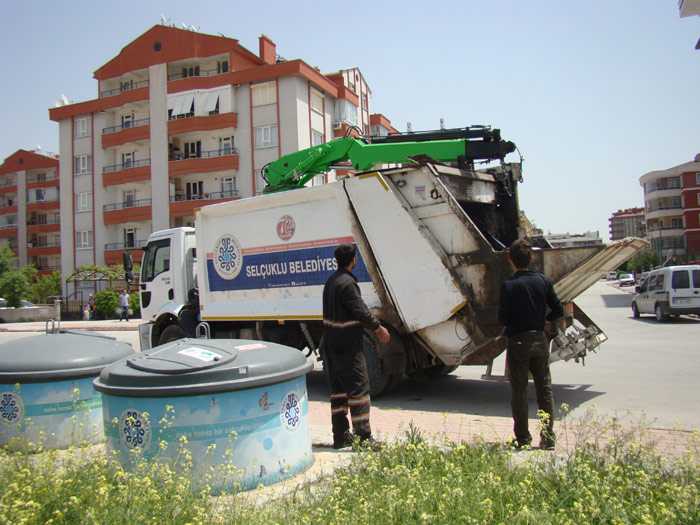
[{"xmin": 635, "ymin": 285, "xmax": 641, "ymax": 293}]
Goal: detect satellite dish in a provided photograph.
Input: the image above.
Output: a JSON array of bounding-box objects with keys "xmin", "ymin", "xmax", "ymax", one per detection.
[
  {"xmin": 191, "ymin": 25, "xmax": 199, "ymax": 32},
  {"xmin": 180, "ymin": 22, "xmax": 188, "ymax": 29},
  {"xmin": 61, "ymin": 94, "xmax": 70, "ymax": 105},
  {"xmin": 160, "ymin": 14, "xmax": 167, "ymax": 24}
]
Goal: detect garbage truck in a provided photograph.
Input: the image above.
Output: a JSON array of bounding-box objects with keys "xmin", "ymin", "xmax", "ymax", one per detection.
[{"xmin": 136, "ymin": 127, "xmax": 646, "ymax": 395}]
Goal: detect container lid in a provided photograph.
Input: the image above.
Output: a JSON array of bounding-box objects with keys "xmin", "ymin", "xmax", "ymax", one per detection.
[
  {"xmin": 93, "ymin": 338, "xmax": 313, "ymax": 397},
  {"xmin": 0, "ymin": 332, "xmax": 135, "ymax": 382}
]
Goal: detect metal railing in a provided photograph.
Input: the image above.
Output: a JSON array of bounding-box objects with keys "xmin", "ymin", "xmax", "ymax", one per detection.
[
  {"xmin": 169, "ymin": 147, "xmax": 239, "ymax": 161},
  {"xmin": 28, "ymin": 240, "xmax": 61, "ymax": 248},
  {"xmin": 167, "ymin": 68, "xmax": 227, "ymax": 81},
  {"xmin": 645, "ymin": 184, "xmax": 681, "ymax": 194},
  {"xmin": 0, "ymin": 224, "xmax": 17, "ymax": 229},
  {"xmin": 103, "ymin": 158, "xmax": 151, "ymax": 173},
  {"xmin": 646, "ymin": 204, "xmax": 683, "ymax": 212},
  {"xmin": 36, "ymin": 265, "xmax": 60, "ymax": 271},
  {"xmin": 28, "ymin": 217, "xmax": 60, "ymax": 226},
  {"xmin": 26, "ymin": 172, "xmax": 59, "ymax": 184},
  {"xmin": 0, "ymin": 179, "xmax": 16, "ymax": 187},
  {"xmin": 99, "ymin": 79, "xmax": 149, "ymax": 98},
  {"xmin": 170, "ymin": 189, "xmax": 239, "ymax": 202},
  {"xmin": 0, "ymin": 203, "xmax": 16, "ymax": 210},
  {"xmin": 103, "ymin": 198, "xmax": 152, "ymax": 212},
  {"xmin": 102, "ymin": 117, "xmax": 150, "ymax": 135},
  {"xmin": 104, "ymin": 240, "xmax": 148, "ymax": 251}
]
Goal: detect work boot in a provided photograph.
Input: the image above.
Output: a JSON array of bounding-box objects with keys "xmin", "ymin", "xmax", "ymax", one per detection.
[
  {"xmin": 355, "ymin": 434, "xmax": 383, "ymax": 452},
  {"xmin": 539, "ymin": 437, "xmax": 555, "ymax": 451},
  {"xmin": 333, "ymin": 431, "xmax": 354, "ymax": 450}
]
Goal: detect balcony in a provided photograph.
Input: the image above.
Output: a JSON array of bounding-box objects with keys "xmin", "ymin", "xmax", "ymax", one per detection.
[
  {"xmin": 103, "ymin": 158, "xmax": 151, "ymax": 187},
  {"xmin": 102, "ymin": 118, "xmax": 150, "ymax": 149},
  {"xmin": 103, "ymin": 198, "xmax": 152, "ymax": 225},
  {"xmin": 36, "ymin": 265, "xmax": 60, "ymax": 274},
  {"xmin": 169, "ymin": 189, "xmax": 239, "ymax": 217},
  {"xmin": 0, "ymin": 224, "xmax": 17, "ymax": 238},
  {"xmin": 169, "ymin": 148, "xmax": 239, "ymax": 178},
  {"xmin": 27, "ymin": 199, "xmax": 59, "ymax": 212},
  {"xmin": 104, "ymin": 241, "xmax": 146, "ymax": 265},
  {"xmin": 168, "ymin": 68, "xmax": 231, "ymax": 91},
  {"xmin": 26, "ymin": 172, "xmax": 59, "ymax": 189},
  {"xmin": 0, "ymin": 204, "xmax": 17, "ymax": 215},
  {"xmin": 27, "ymin": 219, "xmax": 60, "ymax": 234},
  {"xmin": 27, "ymin": 240, "xmax": 61, "ymax": 257},
  {"xmin": 645, "ymin": 205, "xmax": 683, "ymax": 220},
  {"xmin": 100, "ymin": 80, "xmax": 149, "ymax": 99},
  {"xmin": 168, "ymin": 112, "xmax": 237, "ymax": 135}
]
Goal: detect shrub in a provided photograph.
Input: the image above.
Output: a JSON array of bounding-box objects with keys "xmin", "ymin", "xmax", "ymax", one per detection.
[
  {"xmin": 129, "ymin": 291, "xmax": 140, "ymax": 317},
  {"xmin": 94, "ymin": 290, "xmax": 119, "ymax": 319},
  {"xmin": 0, "ymin": 270, "xmax": 31, "ymax": 307},
  {"xmin": 30, "ymin": 271, "xmax": 61, "ymax": 304}
]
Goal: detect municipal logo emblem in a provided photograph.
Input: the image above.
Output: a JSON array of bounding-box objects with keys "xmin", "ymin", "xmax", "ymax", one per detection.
[
  {"xmin": 0, "ymin": 392, "xmax": 23, "ymax": 425},
  {"xmin": 213, "ymin": 234, "xmax": 243, "ymax": 280},
  {"xmin": 276, "ymin": 215, "xmax": 296, "ymax": 241},
  {"xmin": 119, "ymin": 409, "xmax": 151, "ymax": 450},
  {"xmin": 280, "ymin": 392, "xmax": 301, "ymax": 431}
]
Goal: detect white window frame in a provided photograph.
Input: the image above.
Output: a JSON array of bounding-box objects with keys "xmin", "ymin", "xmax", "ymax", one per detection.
[
  {"xmin": 311, "ymin": 130, "xmax": 324, "ymax": 147},
  {"xmin": 121, "ymin": 152, "xmax": 135, "ymax": 168},
  {"xmin": 310, "ymin": 89, "xmax": 324, "ymax": 114},
  {"xmin": 123, "ymin": 228, "xmax": 137, "ymax": 248},
  {"xmin": 76, "ymin": 230, "xmax": 93, "ymax": 250},
  {"xmin": 122, "ymin": 190, "xmax": 137, "ymax": 208},
  {"xmin": 75, "ymin": 116, "xmax": 90, "ymax": 138},
  {"xmin": 121, "ymin": 113, "xmax": 134, "ymax": 129},
  {"xmin": 219, "ymin": 136, "xmax": 234, "ymax": 155},
  {"xmin": 33, "ymin": 189, "xmax": 47, "ymax": 202},
  {"xmin": 74, "ymin": 154, "xmax": 91, "ymax": 176},
  {"xmin": 252, "ymin": 81, "xmax": 277, "ymax": 107},
  {"xmin": 76, "ymin": 191, "xmax": 92, "ymax": 212},
  {"xmin": 221, "ymin": 176, "xmax": 237, "ymax": 195},
  {"xmin": 696, "ymin": 172, "xmax": 700, "ymax": 185},
  {"xmin": 254, "ymin": 125, "xmax": 278, "ymax": 149}
]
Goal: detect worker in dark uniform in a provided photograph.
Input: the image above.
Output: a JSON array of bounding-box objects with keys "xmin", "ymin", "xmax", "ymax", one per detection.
[
  {"xmin": 322, "ymin": 244, "xmax": 390, "ymax": 449},
  {"xmin": 499, "ymin": 238, "xmax": 564, "ymax": 450}
]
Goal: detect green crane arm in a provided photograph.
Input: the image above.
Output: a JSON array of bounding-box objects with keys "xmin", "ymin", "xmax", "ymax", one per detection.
[{"xmin": 262, "ymin": 127, "xmax": 516, "ymax": 193}]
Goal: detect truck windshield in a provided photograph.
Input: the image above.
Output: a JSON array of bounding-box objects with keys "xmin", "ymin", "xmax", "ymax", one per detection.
[{"xmin": 141, "ymin": 239, "xmax": 171, "ymax": 282}]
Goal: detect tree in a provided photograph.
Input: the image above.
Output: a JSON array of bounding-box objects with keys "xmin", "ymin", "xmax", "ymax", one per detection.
[
  {"xmin": 0, "ymin": 270, "xmax": 31, "ymax": 307},
  {"xmin": 0, "ymin": 246, "xmax": 17, "ymax": 276},
  {"xmin": 30, "ymin": 271, "xmax": 61, "ymax": 304},
  {"xmin": 129, "ymin": 292, "xmax": 141, "ymax": 317},
  {"xmin": 94, "ymin": 290, "xmax": 119, "ymax": 319},
  {"xmin": 623, "ymin": 248, "xmax": 660, "ymax": 274}
]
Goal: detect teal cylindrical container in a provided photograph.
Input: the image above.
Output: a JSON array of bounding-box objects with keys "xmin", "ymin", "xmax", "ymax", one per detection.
[
  {"xmin": 0, "ymin": 332, "xmax": 135, "ymax": 449},
  {"xmin": 94, "ymin": 338, "xmax": 314, "ymax": 492}
]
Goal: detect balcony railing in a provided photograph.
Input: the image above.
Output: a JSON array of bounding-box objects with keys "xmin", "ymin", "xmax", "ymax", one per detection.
[
  {"xmin": 645, "ymin": 184, "xmax": 681, "ymax": 194},
  {"xmin": 103, "ymin": 198, "xmax": 152, "ymax": 212},
  {"xmin": 26, "ymin": 172, "xmax": 59, "ymax": 184},
  {"xmin": 28, "ymin": 217, "xmax": 60, "ymax": 226},
  {"xmin": 0, "ymin": 224, "xmax": 17, "ymax": 229},
  {"xmin": 100, "ymin": 79, "xmax": 149, "ymax": 98},
  {"xmin": 28, "ymin": 240, "xmax": 61, "ymax": 248},
  {"xmin": 104, "ymin": 240, "xmax": 148, "ymax": 251},
  {"xmin": 0, "ymin": 179, "xmax": 16, "ymax": 187},
  {"xmin": 102, "ymin": 118, "xmax": 150, "ymax": 135},
  {"xmin": 646, "ymin": 204, "xmax": 683, "ymax": 212},
  {"xmin": 170, "ymin": 189, "xmax": 239, "ymax": 202},
  {"xmin": 103, "ymin": 158, "xmax": 151, "ymax": 173},
  {"xmin": 169, "ymin": 148, "xmax": 239, "ymax": 161},
  {"xmin": 167, "ymin": 68, "xmax": 227, "ymax": 81}
]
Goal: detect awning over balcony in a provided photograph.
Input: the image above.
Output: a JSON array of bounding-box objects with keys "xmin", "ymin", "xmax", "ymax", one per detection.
[{"xmin": 168, "ymin": 92, "xmax": 195, "ymax": 117}]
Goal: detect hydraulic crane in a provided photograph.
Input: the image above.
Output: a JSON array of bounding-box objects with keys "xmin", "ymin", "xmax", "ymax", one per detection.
[{"xmin": 262, "ymin": 126, "xmax": 517, "ymax": 193}]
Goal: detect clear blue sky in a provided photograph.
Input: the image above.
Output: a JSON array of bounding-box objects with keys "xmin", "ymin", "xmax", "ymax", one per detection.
[{"xmin": 1, "ymin": 1, "xmax": 698, "ymax": 239}]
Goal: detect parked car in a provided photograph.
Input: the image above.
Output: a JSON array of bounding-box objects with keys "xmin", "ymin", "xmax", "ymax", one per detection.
[
  {"xmin": 0, "ymin": 298, "xmax": 36, "ymax": 308},
  {"xmin": 618, "ymin": 273, "xmax": 636, "ymax": 287},
  {"xmin": 607, "ymin": 271, "xmax": 618, "ymax": 280},
  {"xmin": 631, "ymin": 265, "xmax": 700, "ymax": 321}
]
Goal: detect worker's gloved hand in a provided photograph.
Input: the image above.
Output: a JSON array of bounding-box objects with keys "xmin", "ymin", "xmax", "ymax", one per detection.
[{"xmin": 374, "ymin": 325, "xmax": 391, "ymax": 345}]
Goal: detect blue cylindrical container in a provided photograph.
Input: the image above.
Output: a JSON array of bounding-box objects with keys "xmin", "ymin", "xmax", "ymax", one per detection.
[
  {"xmin": 0, "ymin": 332, "xmax": 135, "ymax": 449},
  {"xmin": 94, "ymin": 338, "xmax": 314, "ymax": 492}
]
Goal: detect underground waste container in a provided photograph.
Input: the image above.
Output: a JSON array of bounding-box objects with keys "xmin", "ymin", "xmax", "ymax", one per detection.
[
  {"xmin": 94, "ymin": 338, "xmax": 314, "ymax": 492},
  {"xmin": 0, "ymin": 331, "xmax": 135, "ymax": 449}
]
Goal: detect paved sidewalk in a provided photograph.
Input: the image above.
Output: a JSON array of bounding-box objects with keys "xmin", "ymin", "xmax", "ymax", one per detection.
[{"xmin": 0, "ymin": 318, "xmax": 143, "ymax": 332}]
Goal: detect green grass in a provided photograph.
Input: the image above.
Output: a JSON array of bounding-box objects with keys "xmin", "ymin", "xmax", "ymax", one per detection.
[{"xmin": 1, "ymin": 427, "xmax": 698, "ymax": 524}]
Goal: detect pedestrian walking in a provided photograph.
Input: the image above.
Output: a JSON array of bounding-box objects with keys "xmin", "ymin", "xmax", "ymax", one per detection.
[
  {"xmin": 322, "ymin": 244, "xmax": 390, "ymax": 449},
  {"xmin": 498, "ymin": 238, "xmax": 565, "ymax": 450},
  {"xmin": 119, "ymin": 289, "xmax": 130, "ymax": 321},
  {"xmin": 87, "ymin": 294, "xmax": 96, "ymax": 320}
]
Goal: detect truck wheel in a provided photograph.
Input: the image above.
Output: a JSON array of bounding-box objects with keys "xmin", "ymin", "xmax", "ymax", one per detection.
[
  {"xmin": 363, "ymin": 333, "xmax": 391, "ymax": 398},
  {"xmin": 424, "ymin": 364, "xmax": 459, "ymax": 379},
  {"xmin": 631, "ymin": 302, "xmax": 640, "ymax": 319},
  {"xmin": 654, "ymin": 304, "xmax": 666, "ymax": 323},
  {"xmin": 159, "ymin": 324, "xmax": 186, "ymax": 345}
]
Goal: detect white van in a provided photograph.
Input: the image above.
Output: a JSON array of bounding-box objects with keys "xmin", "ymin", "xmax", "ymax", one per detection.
[{"xmin": 631, "ymin": 265, "xmax": 700, "ymax": 321}]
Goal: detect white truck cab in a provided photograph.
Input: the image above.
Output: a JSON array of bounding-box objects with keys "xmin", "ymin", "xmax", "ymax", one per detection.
[{"xmin": 139, "ymin": 227, "xmax": 197, "ymax": 349}]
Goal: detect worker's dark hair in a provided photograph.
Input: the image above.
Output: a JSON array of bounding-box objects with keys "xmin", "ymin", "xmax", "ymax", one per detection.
[
  {"xmin": 509, "ymin": 238, "xmax": 532, "ymax": 269},
  {"xmin": 334, "ymin": 244, "xmax": 357, "ymax": 268}
]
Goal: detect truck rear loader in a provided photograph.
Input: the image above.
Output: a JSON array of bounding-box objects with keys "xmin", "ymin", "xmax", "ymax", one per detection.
[{"xmin": 137, "ymin": 127, "xmax": 646, "ymax": 395}]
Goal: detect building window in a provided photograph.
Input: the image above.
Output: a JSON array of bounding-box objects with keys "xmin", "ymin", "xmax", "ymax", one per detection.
[
  {"xmin": 252, "ymin": 81, "xmax": 277, "ymax": 106},
  {"xmin": 75, "ymin": 116, "xmax": 90, "ymax": 138},
  {"xmin": 185, "ymin": 181, "xmax": 203, "ymax": 200},
  {"xmin": 217, "ymin": 60, "xmax": 229, "ymax": 74},
  {"xmin": 74, "ymin": 154, "xmax": 91, "ymax": 176},
  {"xmin": 696, "ymin": 173, "xmax": 700, "ymax": 185},
  {"xmin": 311, "ymin": 130, "xmax": 324, "ymax": 147},
  {"xmin": 221, "ymin": 176, "xmax": 237, "ymax": 196},
  {"xmin": 182, "ymin": 65, "xmax": 200, "ymax": 78},
  {"xmin": 255, "ymin": 125, "xmax": 278, "ymax": 148},
  {"xmin": 184, "ymin": 141, "xmax": 202, "ymax": 159},
  {"xmin": 121, "ymin": 113, "xmax": 134, "ymax": 129},
  {"xmin": 219, "ymin": 136, "xmax": 234, "ymax": 155},
  {"xmin": 697, "ymin": 193, "xmax": 700, "ymax": 206},
  {"xmin": 121, "ymin": 152, "xmax": 135, "ymax": 168},
  {"xmin": 310, "ymin": 89, "xmax": 324, "ymax": 114},
  {"xmin": 77, "ymin": 191, "xmax": 92, "ymax": 211},
  {"xmin": 122, "ymin": 190, "xmax": 137, "ymax": 208},
  {"xmin": 76, "ymin": 230, "xmax": 93, "ymax": 249},
  {"xmin": 123, "ymin": 228, "xmax": 136, "ymax": 248},
  {"xmin": 671, "ymin": 218, "xmax": 683, "ymax": 229}
]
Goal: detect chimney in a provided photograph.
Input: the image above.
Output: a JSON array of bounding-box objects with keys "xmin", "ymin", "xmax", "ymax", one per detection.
[{"xmin": 259, "ymin": 35, "xmax": 276, "ymax": 65}]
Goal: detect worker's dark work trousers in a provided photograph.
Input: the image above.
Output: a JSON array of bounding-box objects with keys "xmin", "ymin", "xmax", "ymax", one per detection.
[
  {"xmin": 324, "ymin": 345, "xmax": 372, "ymax": 440},
  {"xmin": 506, "ymin": 331, "xmax": 555, "ymax": 446}
]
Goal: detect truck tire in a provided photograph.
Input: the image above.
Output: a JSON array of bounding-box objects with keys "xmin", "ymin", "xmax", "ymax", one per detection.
[
  {"xmin": 424, "ymin": 364, "xmax": 459, "ymax": 378},
  {"xmin": 631, "ymin": 302, "xmax": 640, "ymax": 319},
  {"xmin": 159, "ymin": 323, "xmax": 186, "ymax": 346},
  {"xmin": 654, "ymin": 304, "xmax": 666, "ymax": 323},
  {"xmin": 363, "ymin": 333, "xmax": 391, "ymax": 398}
]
